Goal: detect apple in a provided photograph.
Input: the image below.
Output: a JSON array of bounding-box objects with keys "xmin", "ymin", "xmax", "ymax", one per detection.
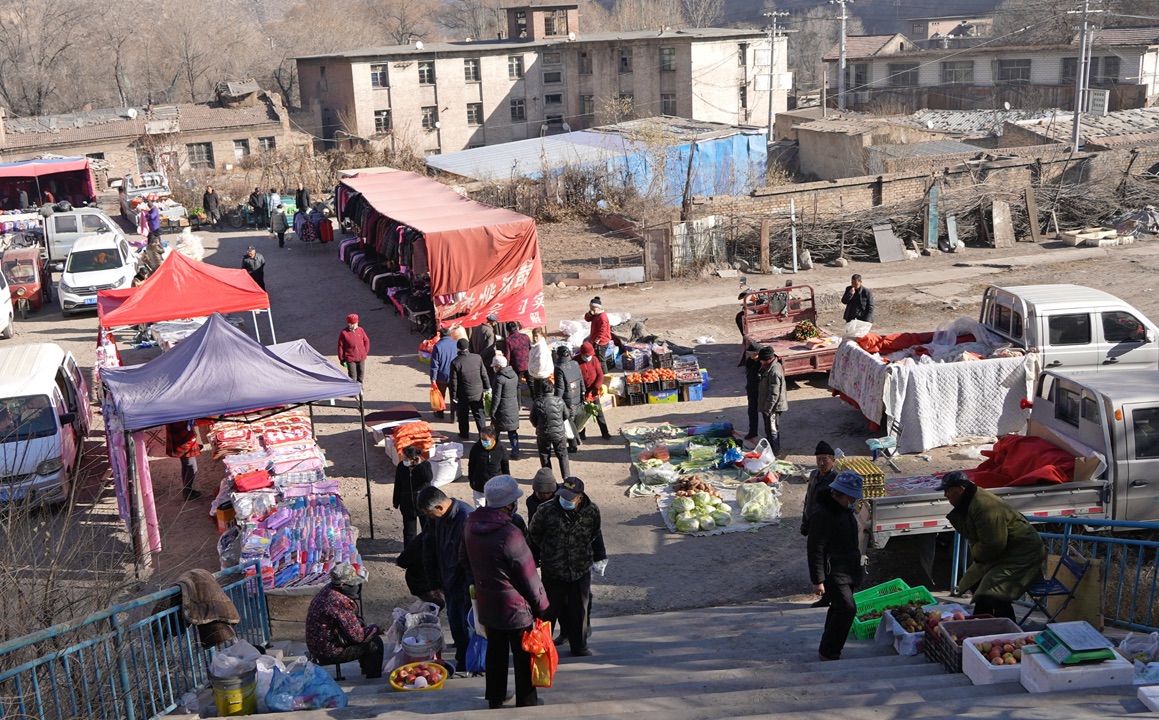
[
  {"xmin": 1012, "ymin": 649, "xmax": 1022, "ymax": 660},
  {"xmin": 988, "ymin": 648, "xmax": 1002, "ymax": 660},
  {"xmin": 980, "ymin": 642, "xmax": 992, "ymax": 654},
  {"xmin": 991, "ymin": 656, "xmax": 1004, "ymax": 665},
  {"xmin": 1002, "ymin": 644, "xmax": 1015, "ymax": 654}
]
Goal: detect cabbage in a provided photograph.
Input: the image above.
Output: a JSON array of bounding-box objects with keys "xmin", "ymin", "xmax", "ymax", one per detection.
[
  {"xmin": 710, "ymin": 496, "xmax": 725, "ymax": 507},
  {"xmin": 675, "ymin": 516, "xmax": 700, "ymax": 533},
  {"xmin": 699, "ymin": 516, "xmax": 716, "ymax": 531},
  {"xmin": 712, "ymin": 510, "xmax": 732, "ymax": 526},
  {"xmin": 676, "ymin": 512, "xmax": 694, "ymax": 524},
  {"xmin": 742, "ymin": 500, "xmax": 778, "ymax": 523},
  {"xmin": 693, "ymin": 491, "xmax": 711, "ymax": 505},
  {"xmin": 672, "ymin": 497, "xmax": 695, "ymax": 513},
  {"xmin": 737, "ymin": 483, "xmax": 773, "ymax": 508}
]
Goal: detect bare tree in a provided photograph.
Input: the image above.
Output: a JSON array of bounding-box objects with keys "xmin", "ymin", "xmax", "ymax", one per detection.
[
  {"xmin": 993, "ymin": 0, "xmax": 1159, "ymax": 45},
  {"xmin": 681, "ymin": 0, "xmax": 724, "ymax": 29},
  {"xmin": 365, "ymin": 0, "xmax": 437, "ymax": 43},
  {"xmin": 777, "ymin": 4, "xmax": 865, "ymax": 92},
  {"xmin": 0, "ymin": 0, "xmax": 87, "ymax": 116},
  {"xmin": 438, "ymin": 0, "xmax": 507, "ymax": 40}
]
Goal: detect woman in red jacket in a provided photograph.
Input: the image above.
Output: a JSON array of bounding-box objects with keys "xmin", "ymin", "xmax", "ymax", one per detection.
[
  {"xmin": 337, "ymin": 313, "xmax": 371, "ymax": 383},
  {"xmin": 575, "ymin": 341, "xmax": 610, "ymax": 440},
  {"xmin": 584, "ymin": 297, "xmax": 612, "ymax": 374}
]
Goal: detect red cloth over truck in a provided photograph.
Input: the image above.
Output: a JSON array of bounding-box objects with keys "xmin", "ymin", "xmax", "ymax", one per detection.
[{"xmin": 964, "ymin": 435, "xmax": 1076, "ymax": 488}]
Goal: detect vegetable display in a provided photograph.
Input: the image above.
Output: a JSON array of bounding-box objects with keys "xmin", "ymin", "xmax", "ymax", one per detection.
[
  {"xmin": 787, "ymin": 321, "xmax": 821, "ymax": 342},
  {"xmin": 736, "ymin": 482, "xmax": 780, "ymax": 522},
  {"xmin": 667, "ymin": 483, "xmax": 732, "ymax": 533},
  {"xmin": 673, "ymin": 475, "xmax": 720, "ymax": 498},
  {"xmin": 626, "ymin": 368, "xmax": 677, "ymax": 384}
]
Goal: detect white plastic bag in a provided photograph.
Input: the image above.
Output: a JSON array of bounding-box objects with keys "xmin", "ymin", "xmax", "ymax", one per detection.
[
  {"xmin": 641, "ymin": 465, "xmax": 679, "ymax": 485},
  {"xmin": 430, "ymin": 442, "xmax": 463, "ymax": 488},
  {"xmin": 844, "ymin": 320, "xmax": 873, "ymax": 338},
  {"xmin": 254, "ymin": 655, "xmax": 285, "ymax": 713},
  {"xmin": 743, "ymin": 439, "xmax": 776, "ymax": 474},
  {"xmin": 209, "ymin": 639, "xmax": 261, "ymax": 678},
  {"xmin": 1119, "ymin": 631, "xmax": 1159, "ymax": 663},
  {"xmin": 558, "ymin": 319, "xmax": 586, "ymax": 337}
]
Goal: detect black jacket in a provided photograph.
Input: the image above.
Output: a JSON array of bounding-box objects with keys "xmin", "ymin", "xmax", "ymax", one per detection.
[
  {"xmin": 554, "ymin": 357, "xmax": 583, "ymax": 411},
  {"xmin": 392, "ymin": 460, "xmax": 432, "ymax": 517},
  {"xmin": 807, "ymin": 492, "xmax": 864, "ymax": 587},
  {"xmin": 422, "ymin": 498, "xmax": 473, "ymax": 595},
  {"xmin": 742, "ymin": 356, "xmax": 761, "ymax": 395},
  {"xmin": 449, "ymin": 350, "xmax": 490, "ymax": 402},
  {"xmin": 490, "ymin": 366, "xmax": 521, "ymax": 432},
  {"xmin": 801, "ymin": 468, "xmax": 839, "ymax": 536},
  {"xmin": 527, "ymin": 496, "xmax": 607, "ymax": 582},
  {"xmin": 249, "ymin": 190, "xmax": 267, "ymax": 211},
  {"xmin": 841, "ymin": 286, "xmax": 875, "ymax": 323},
  {"xmin": 467, "ymin": 440, "xmax": 510, "ymax": 493},
  {"xmin": 397, "ymin": 531, "xmax": 439, "ymax": 598},
  {"xmin": 202, "ymin": 190, "xmax": 219, "ymax": 214},
  {"xmin": 530, "ymin": 394, "xmax": 568, "ymax": 443},
  {"xmin": 295, "ymin": 187, "xmax": 311, "ymax": 211}
]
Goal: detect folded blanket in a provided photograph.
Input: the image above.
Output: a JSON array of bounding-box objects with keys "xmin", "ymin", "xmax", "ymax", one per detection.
[{"xmin": 175, "ymin": 568, "xmax": 240, "ymax": 627}]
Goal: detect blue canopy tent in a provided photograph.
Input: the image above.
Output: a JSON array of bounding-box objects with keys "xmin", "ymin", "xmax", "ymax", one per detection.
[{"xmin": 102, "ymin": 314, "xmax": 375, "ymax": 564}]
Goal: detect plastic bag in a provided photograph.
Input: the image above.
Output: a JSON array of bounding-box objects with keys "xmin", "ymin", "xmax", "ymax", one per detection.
[
  {"xmin": 254, "ymin": 655, "xmax": 285, "ymax": 714},
  {"xmin": 1119, "ymin": 632, "xmax": 1159, "ymax": 664},
  {"xmin": 736, "ymin": 482, "xmax": 773, "ymax": 508},
  {"xmin": 558, "ymin": 319, "xmax": 586, "ymax": 337},
  {"xmin": 717, "ymin": 447, "xmax": 744, "ymax": 469},
  {"xmin": 641, "ymin": 465, "xmax": 679, "ymax": 485},
  {"xmin": 465, "ymin": 609, "xmax": 487, "ymax": 674},
  {"xmin": 209, "ymin": 639, "xmax": 261, "ymax": 678},
  {"xmin": 742, "ymin": 439, "xmax": 776, "ymax": 474},
  {"xmin": 265, "ymin": 657, "xmax": 348, "ymax": 711},
  {"xmin": 521, "ymin": 619, "xmax": 559, "ymax": 688},
  {"xmin": 429, "ymin": 383, "xmax": 446, "ymax": 412},
  {"xmin": 844, "ymin": 320, "xmax": 873, "ymax": 338}
]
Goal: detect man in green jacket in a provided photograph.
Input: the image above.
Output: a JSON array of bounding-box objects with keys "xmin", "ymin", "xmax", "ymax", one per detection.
[{"xmin": 941, "ymin": 472, "xmax": 1045, "ymax": 622}]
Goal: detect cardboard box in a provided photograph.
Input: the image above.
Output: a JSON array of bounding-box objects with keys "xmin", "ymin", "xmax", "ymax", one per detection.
[
  {"xmin": 962, "ymin": 631, "xmax": 1041, "ymax": 686},
  {"xmin": 1020, "ymin": 649, "xmax": 1134, "ymax": 693},
  {"xmin": 681, "ymin": 383, "xmax": 703, "ymax": 402},
  {"xmin": 599, "ymin": 393, "xmax": 616, "ymax": 411},
  {"xmin": 646, "ymin": 389, "xmax": 679, "ymax": 404}
]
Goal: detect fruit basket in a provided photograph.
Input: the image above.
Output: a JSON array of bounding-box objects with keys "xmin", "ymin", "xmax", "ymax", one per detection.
[
  {"xmin": 929, "ymin": 617, "xmax": 1021, "ymax": 673},
  {"xmin": 852, "ymin": 579, "xmax": 909, "ymax": 606},
  {"xmin": 389, "ymin": 661, "xmax": 447, "ymax": 692},
  {"xmin": 851, "ymin": 585, "xmax": 936, "ymax": 640}
]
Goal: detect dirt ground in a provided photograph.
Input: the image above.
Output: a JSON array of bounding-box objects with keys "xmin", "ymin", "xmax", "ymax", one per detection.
[
  {"xmin": 536, "ymin": 219, "xmax": 642, "ymax": 273},
  {"xmin": 24, "ymin": 218, "xmax": 1159, "ymax": 640}
]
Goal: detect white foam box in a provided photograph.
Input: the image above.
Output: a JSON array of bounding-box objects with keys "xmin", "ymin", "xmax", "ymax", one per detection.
[
  {"xmin": 1139, "ymin": 685, "xmax": 1159, "ymax": 712},
  {"xmin": 1020, "ymin": 648, "xmax": 1135, "ymax": 693},
  {"xmin": 961, "ymin": 631, "xmax": 1040, "ymax": 686}
]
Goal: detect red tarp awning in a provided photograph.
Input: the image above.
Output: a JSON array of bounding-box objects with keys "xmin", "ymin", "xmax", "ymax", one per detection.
[
  {"xmin": 98, "ymin": 251, "xmax": 269, "ymax": 328},
  {"xmin": 340, "ymin": 171, "xmax": 545, "ymax": 329},
  {"xmin": 0, "ymin": 157, "xmax": 97, "ymax": 201}
]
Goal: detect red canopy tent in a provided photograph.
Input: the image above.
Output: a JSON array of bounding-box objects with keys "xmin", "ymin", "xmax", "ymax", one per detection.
[
  {"xmin": 0, "ymin": 157, "xmax": 97, "ymax": 208},
  {"xmin": 98, "ymin": 251, "xmax": 276, "ymax": 341},
  {"xmin": 339, "ymin": 171, "xmax": 545, "ymax": 329}
]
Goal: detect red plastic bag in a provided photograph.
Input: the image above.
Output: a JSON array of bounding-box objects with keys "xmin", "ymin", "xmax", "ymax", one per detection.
[
  {"xmin": 521, "ymin": 619, "xmax": 558, "ymax": 688},
  {"xmin": 429, "ymin": 383, "xmax": 446, "ymax": 412}
]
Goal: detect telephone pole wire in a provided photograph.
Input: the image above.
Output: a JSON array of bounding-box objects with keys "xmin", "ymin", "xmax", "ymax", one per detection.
[{"xmin": 1070, "ymin": 0, "xmax": 1090, "ymax": 151}]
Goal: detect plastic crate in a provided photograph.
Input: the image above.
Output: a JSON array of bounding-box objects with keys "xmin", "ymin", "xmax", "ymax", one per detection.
[
  {"xmin": 851, "ymin": 585, "xmax": 936, "ymax": 640},
  {"xmin": 625, "ymin": 382, "xmax": 643, "ymax": 395},
  {"xmin": 852, "ymin": 579, "xmax": 910, "ymax": 606},
  {"xmin": 622, "ymin": 352, "xmax": 650, "ymax": 372},
  {"xmin": 651, "ymin": 349, "xmax": 674, "ymax": 369},
  {"xmin": 931, "ymin": 617, "xmax": 1021, "ymax": 673},
  {"xmin": 660, "ymin": 379, "xmax": 678, "ymax": 390},
  {"xmin": 644, "ymin": 380, "xmax": 662, "ymax": 394},
  {"xmin": 625, "ymin": 392, "xmax": 647, "ymax": 406}
]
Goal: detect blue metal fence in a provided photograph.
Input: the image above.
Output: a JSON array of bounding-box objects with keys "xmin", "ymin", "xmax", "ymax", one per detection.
[
  {"xmin": 951, "ymin": 517, "xmax": 1159, "ymax": 632},
  {"xmin": 0, "ymin": 562, "xmax": 269, "ymax": 720}
]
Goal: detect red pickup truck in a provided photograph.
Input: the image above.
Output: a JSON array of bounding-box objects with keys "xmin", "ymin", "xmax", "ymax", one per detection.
[{"xmin": 740, "ymin": 285, "xmax": 840, "ymax": 377}]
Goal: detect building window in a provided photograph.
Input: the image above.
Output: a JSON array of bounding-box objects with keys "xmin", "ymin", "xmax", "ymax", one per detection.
[
  {"xmin": 941, "ymin": 60, "xmax": 974, "ymax": 84},
  {"xmin": 661, "ymin": 93, "xmax": 677, "ymax": 115},
  {"xmin": 544, "ymin": 9, "xmax": 568, "ymax": 36},
  {"xmin": 370, "ymin": 64, "xmax": 388, "ymax": 88},
  {"xmin": 543, "ymin": 51, "xmax": 562, "ymax": 65},
  {"xmin": 618, "ymin": 93, "xmax": 634, "ymax": 117},
  {"xmin": 911, "ymin": 22, "xmax": 925, "ymax": 37},
  {"xmin": 995, "ymin": 59, "xmax": 1031, "ymax": 85},
  {"xmin": 418, "ymin": 61, "xmax": 436, "ymax": 85},
  {"xmin": 738, "ymin": 43, "xmax": 748, "ymax": 66},
  {"xmin": 580, "ymin": 94, "xmax": 594, "ymax": 116},
  {"xmin": 579, "ymin": 51, "xmax": 592, "ymax": 74},
  {"xmin": 258, "ymin": 136, "xmax": 276, "ymax": 151},
  {"xmin": 845, "ymin": 62, "xmax": 869, "ymax": 91},
  {"xmin": 660, "ymin": 46, "xmax": 675, "ymax": 72},
  {"xmin": 542, "ymin": 71, "xmax": 561, "ymax": 85},
  {"xmin": 1062, "ymin": 57, "xmax": 1079, "ymax": 84},
  {"xmin": 464, "ymin": 58, "xmax": 480, "ymax": 82},
  {"xmin": 544, "ymin": 93, "xmax": 563, "ymax": 105},
  {"xmin": 1093, "ymin": 56, "xmax": 1120, "ymax": 84},
  {"xmin": 619, "ymin": 48, "xmax": 632, "ymax": 74},
  {"xmin": 510, "ymin": 98, "xmax": 526, "ymax": 121},
  {"xmin": 508, "ymin": 55, "xmax": 524, "ymax": 79},
  {"xmin": 546, "ymin": 114, "xmax": 564, "ymax": 125},
  {"xmin": 374, "ymin": 109, "xmax": 392, "ymax": 133},
  {"xmin": 739, "ymin": 85, "xmax": 748, "ymax": 109},
  {"xmin": 421, "ymin": 106, "xmax": 438, "ymax": 131},
  {"xmin": 466, "ymin": 102, "xmax": 483, "ymax": 126},
  {"xmin": 86, "ymin": 152, "xmax": 106, "ymax": 160},
  {"xmin": 887, "ymin": 62, "xmax": 920, "ymax": 86},
  {"xmin": 186, "ymin": 142, "xmax": 213, "ymax": 169},
  {"xmin": 513, "ymin": 10, "xmax": 527, "ymax": 36},
  {"xmin": 233, "ymin": 139, "xmax": 250, "ymax": 161}
]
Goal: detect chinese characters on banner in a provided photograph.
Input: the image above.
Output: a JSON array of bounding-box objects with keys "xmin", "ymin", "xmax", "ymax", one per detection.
[{"xmin": 437, "ymin": 254, "xmax": 546, "ymax": 329}]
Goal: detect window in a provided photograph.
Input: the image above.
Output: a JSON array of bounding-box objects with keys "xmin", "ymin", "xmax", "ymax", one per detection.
[
  {"xmin": 421, "ymin": 106, "xmax": 438, "ymax": 131},
  {"xmin": 987, "ymin": 303, "xmax": 1024, "ymax": 339},
  {"xmin": 418, "ymin": 61, "xmax": 435, "ymax": 85},
  {"xmin": 660, "ymin": 46, "xmax": 676, "ymax": 72},
  {"xmin": 845, "ymin": 62, "xmax": 868, "ymax": 91},
  {"xmin": 510, "ymin": 98, "xmax": 526, "ymax": 121},
  {"xmin": 1081, "ymin": 395, "xmax": 1100, "ymax": 422},
  {"xmin": 53, "ymin": 216, "xmax": 78, "ymax": 234},
  {"xmin": 513, "ymin": 10, "xmax": 527, "ymax": 36},
  {"xmin": 941, "ymin": 61, "xmax": 974, "ymax": 84},
  {"xmin": 374, "ymin": 109, "xmax": 392, "ymax": 133},
  {"xmin": 739, "ymin": 84, "xmax": 748, "ymax": 109},
  {"xmin": 1094, "ymin": 56, "xmax": 1120, "ymax": 84},
  {"xmin": 1103, "ymin": 311, "xmax": 1146, "ymax": 344},
  {"xmin": 888, "ymin": 62, "xmax": 920, "ymax": 86},
  {"xmin": 544, "ymin": 71, "xmax": 562, "ymax": 84},
  {"xmin": 911, "ymin": 22, "xmax": 925, "ymax": 37},
  {"xmin": 370, "ymin": 64, "xmax": 388, "ymax": 88},
  {"xmin": 1048, "ymin": 314, "xmax": 1092, "ymax": 346},
  {"xmin": 618, "ymin": 93, "xmax": 634, "ymax": 117},
  {"xmin": 258, "ymin": 136, "xmax": 276, "ymax": 151},
  {"xmin": 233, "ymin": 139, "xmax": 250, "ymax": 161},
  {"xmin": 466, "ymin": 102, "xmax": 483, "ymax": 126},
  {"xmin": 81, "ymin": 214, "xmax": 111, "ymax": 233},
  {"xmin": 1133, "ymin": 407, "xmax": 1159, "ymax": 459},
  {"xmin": 544, "ymin": 9, "xmax": 567, "ymax": 36},
  {"xmin": 187, "ymin": 142, "xmax": 213, "ymax": 169},
  {"xmin": 543, "ymin": 51, "xmax": 561, "ymax": 65},
  {"xmin": 85, "ymin": 152, "xmax": 105, "ymax": 160},
  {"xmin": 580, "ymin": 94, "xmax": 594, "ymax": 115},
  {"xmin": 508, "ymin": 55, "xmax": 524, "ymax": 79},
  {"xmin": 996, "ymin": 59, "xmax": 1031, "ymax": 85},
  {"xmin": 738, "ymin": 43, "xmax": 748, "ymax": 66},
  {"xmin": 464, "ymin": 58, "xmax": 481, "ymax": 82},
  {"xmin": 1062, "ymin": 57, "xmax": 1079, "ymax": 84},
  {"xmin": 661, "ymin": 93, "xmax": 677, "ymax": 115},
  {"xmin": 1056, "ymin": 386, "xmax": 1081, "ymax": 427},
  {"xmin": 619, "ymin": 48, "xmax": 632, "ymax": 74},
  {"xmin": 546, "ymin": 114, "xmax": 564, "ymax": 125},
  {"xmin": 544, "ymin": 93, "xmax": 562, "ymax": 105},
  {"xmin": 578, "ymin": 51, "xmax": 592, "ymax": 74}
]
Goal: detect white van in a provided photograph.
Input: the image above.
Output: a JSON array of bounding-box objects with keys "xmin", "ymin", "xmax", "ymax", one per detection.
[
  {"xmin": 42, "ymin": 208, "xmax": 126, "ymax": 267},
  {"xmin": 0, "ymin": 344, "xmax": 91, "ymax": 506}
]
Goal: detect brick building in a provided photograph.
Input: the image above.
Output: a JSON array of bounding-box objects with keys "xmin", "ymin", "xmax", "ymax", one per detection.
[
  {"xmin": 905, "ymin": 14, "xmax": 993, "ymax": 48},
  {"xmin": 294, "ymin": 3, "xmax": 789, "ymax": 155}
]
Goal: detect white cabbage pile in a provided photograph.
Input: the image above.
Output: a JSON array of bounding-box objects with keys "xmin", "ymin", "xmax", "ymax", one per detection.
[
  {"xmin": 667, "ymin": 490, "xmax": 731, "ymax": 533},
  {"xmin": 736, "ymin": 483, "xmax": 781, "ymax": 523}
]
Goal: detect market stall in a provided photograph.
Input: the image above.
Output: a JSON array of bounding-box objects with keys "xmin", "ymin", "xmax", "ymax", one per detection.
[
  {"xmin": 0, "ymin": 157, "xmax": 97, "ymax": 209},
  {"xmin": 101, "ymin": 315, "xmax": 373, "ymax": 576},
  {"xmin": 336, "ymin": 170, "xmax": 544, "ymax": 332}
]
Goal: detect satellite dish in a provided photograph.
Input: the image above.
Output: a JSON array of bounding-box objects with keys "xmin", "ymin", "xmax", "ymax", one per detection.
[
  {"xmin": 1004, "ymin": 101, "xmax": 1011, "ymax": 111},
  {"xmin": 415, "ymin": 40, "xmax": 424, "ymax": 50},
  {"xmin": 126, "ymin": 108, "xmax": 138, "ymax": 119},
  {"xmin": 434, "ymin": 121, "xmax": 441, "ymax": 129},
  {"xmin": 568, "ymin": 31, "xmax": 576, "ymax": 41}
]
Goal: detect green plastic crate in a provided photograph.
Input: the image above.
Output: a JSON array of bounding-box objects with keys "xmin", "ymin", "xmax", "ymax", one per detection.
[
  {"xmin": 851, "ymin": 578, "xmax": 910, "ymax": 607},
  {"xmin": 851, "ymin": 585, "xmax": 936, "ymax": 640}
]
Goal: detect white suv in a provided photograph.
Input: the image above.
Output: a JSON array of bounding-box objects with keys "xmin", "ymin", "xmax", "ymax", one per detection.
[{"xmin": 58, "ymin": 233, "xmax": 137, "ymax": 315}]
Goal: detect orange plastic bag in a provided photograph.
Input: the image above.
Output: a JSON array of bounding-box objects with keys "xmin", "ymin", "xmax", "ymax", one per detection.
[
  {"xmin": 521, "ymin": 619, "xmax": 558, "ymax": 688},
  {"xmin": 429, "ymin": 383, "xmax": 446, "ymax": 412}
]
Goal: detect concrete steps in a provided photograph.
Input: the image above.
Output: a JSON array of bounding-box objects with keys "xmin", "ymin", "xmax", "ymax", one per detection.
[{"xmin": 191, "ymin": 602, "xmax": 1149, "ymax": 719}]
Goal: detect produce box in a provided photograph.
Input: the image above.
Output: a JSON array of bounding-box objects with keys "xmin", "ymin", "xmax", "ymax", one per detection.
[
  {"xmin": 962, "ymin": 631, "xmax": 1041, "ymax": 685},
  {"xmin": 651, "ymin": 346, "xmax": 674, "ymax": 368},
  {"xmin": 624, "ymin": 392, "xmax": 647, "ymax": 406},
  {"xmin": 853, "ymin": 579, "xmax": 910, "ymax": 605},
  {"xmin": 622, "ymin": 351, "xmax": 649, "ymax": 372},
  {"xmin": 931, "ymin": 618, "xmax": 1021, "ymax": 673},
  {"xmin": 1020, "ymin": 648, "xmax": 1134, "ymax": 693},
  {"xmin": 599, "ymin": 393, "xmax": 616, "ymax": 411},
  {"xmin": 834, "ymin": 456, "xmax": 885, "ymax": 498},
  {"xmin": 880, "ymin": 610, "xmax": 925, "ymax": 656},
  {"xmin": 647, "ymin": 389, "xmax": 679, "ymax": 405},
  {"xmin": 681, "ymin": 383, "xmax": 703, "ymax": 402},
  {"xmin": 851, "ymin": 585, "xmax": 936, "ymax": 640}
]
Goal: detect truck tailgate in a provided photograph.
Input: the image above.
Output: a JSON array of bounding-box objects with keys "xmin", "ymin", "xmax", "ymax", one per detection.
[{"xmin": 762, "ymin": 333, "xmax": 840, "ymax": 376}]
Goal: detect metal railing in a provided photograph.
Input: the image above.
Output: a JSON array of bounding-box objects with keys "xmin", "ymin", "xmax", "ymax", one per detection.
[
  {"xmin": 951, "ymin": 517, "xmax": 1159, "ymax": 632},
  {"xmin": 0, "ymin": 562, "xmax": 269, "ymax": 720}
]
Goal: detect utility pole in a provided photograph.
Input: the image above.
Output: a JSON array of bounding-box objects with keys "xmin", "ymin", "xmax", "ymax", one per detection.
[
  {"xmin": 830, "ymin": 0, "xmax": 853, "ymax": 111},
  {"xmin": 1069, "ymin": 0, "xmax": 1090, "ymax": 152},
  {"xmin": 764, "ymin": 11, "xmax": 788, "ymax": 132}
]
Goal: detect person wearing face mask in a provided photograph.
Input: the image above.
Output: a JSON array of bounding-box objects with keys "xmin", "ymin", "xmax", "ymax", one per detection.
[
  {"xmin": 801, "ymin": 441, "xmax": 839, "ymax": 608},
  {"xmin": 527, "ymin": 477, "xmax": 606, "ymax": 657},
  {"xmin": 417, "ymin": 486, "xmax": 474, "ymax": 674},
  {"xmin": 808, "ymin": 471, "xmax": 865, "ymax": 661},
  {"xmin": 393, "ymin": 445, "xmax": 433, "ymax": 548},
  {"xmin": 574, "ymin": 341, "xmax": 611, "ymax": 441},
  {"xmin": 460, "ymin": 476, "xmax": 550, "ymax": 709},
  {"xmin": 337, "ymin": 314, "xmax": 371, "ymax": 383},
  {"xmin": 468, "ymin": 427, "xmax": 510, "ymax": 508}
]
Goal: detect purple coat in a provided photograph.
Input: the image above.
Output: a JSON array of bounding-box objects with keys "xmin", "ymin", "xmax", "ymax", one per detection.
[{"xmin": 460, "ymin": 506, "xmax": 549, "ymax": 631}]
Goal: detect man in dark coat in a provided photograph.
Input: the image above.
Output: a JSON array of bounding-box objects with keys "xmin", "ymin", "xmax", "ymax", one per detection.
[
  {"xmin": 841, "ymin": 274, "xmax": 874, "ymax": 324},
  {"xmin": 468, "ymin": 427, "xmax": 510, "ymax": 508},
  {"xmin": 460, "ymin": 476, "xmax": 550, "ymax": 709},
  {"xmin": 248, "ymin": 186, "xmax": 267, "ymax": 228},
  {"xmin": 202, "ymin": 185, "xmax": 221, "ymax": 227},
  {"xmin": 756, "ymin": 346, "xmax": 788, "ymax": 456},
  {"xmin": 942, "ymin": 472, "xmax": 1045, "ymax": 622},
  {"xmin": 528, "ymin": 477, "xmax": 606, "ymax": 657},
  {"xmin": 575, "ymin": 341, "xmax": 610, "ymax": 441},
  {"xmin": 490, "ymin": 355, "xmax": 522, "ymax": 457},
  {"xmin": 337, "ymin": 313, "xmax": 371, "ymax": 383},
  {"xmin": 429, "ymin": 328, "xmax": 457, "ymax": 420},
  {"xmin": 553, "ymin": 345, "xmax": 584, "ymax": 452},
  {"xmin": 531, "ymin": 392, "xmax": 571, "ymax": 479},
  {"xmin": 808, "ymin": 471, "xmax": 865, "ymax": 661},
  {"xmin": 295, "ymin": 182, "xmax": 311, "ymax": 213},
  {"xmin": 741, "ymin": 342, "xmax": 762, "ymax": 441},
  {"xmin": 470, "ymin": 314, "xmax": 500, "ymax": 383},
  {"xmin": 396, "ymin": 531, "xmax": 444, "ymax": 610},
  {"xmin": 449, "ymin": 337, "xmax": 490, "ymax": 440},
  {"xmin": 393, "ymin": 445, "xmax": 432, "ymax": 548},
  {"xmin": 418, "ymin": 486, "xmax": 473, "ymax": 673},
  {"xmin": 241, "ymin": 246, "xmax": 265, "ymax": 289},
  {"xmin": 526, "ymin": 467, "xmax": 558, "ymax": 523},
  {"xmin": 801, "ymin": 440, "xmax": 839, "ymax": 607}
]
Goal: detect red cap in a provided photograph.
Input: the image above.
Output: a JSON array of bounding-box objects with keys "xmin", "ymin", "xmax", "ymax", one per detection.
[{"xmin": 346, "ymin": 314, "xmax": 359, "ymax": 324}]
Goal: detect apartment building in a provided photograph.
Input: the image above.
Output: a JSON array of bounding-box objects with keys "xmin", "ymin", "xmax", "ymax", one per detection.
[{"xmin": 295, "ymin": 3, "xmax": 788, "ymax": 154}]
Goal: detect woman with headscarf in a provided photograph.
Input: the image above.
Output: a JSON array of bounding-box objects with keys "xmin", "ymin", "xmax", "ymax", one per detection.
[{"xmin": 304, "ymin": 562, "xmax": 383, "ymax": 679}]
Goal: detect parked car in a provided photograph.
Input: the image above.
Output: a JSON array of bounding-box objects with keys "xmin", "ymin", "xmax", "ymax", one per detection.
[
  {"xmin": 40, "ymin": 208, "xmax": 126, "ymax": 268},
  {"xmin": 58, "ymin": 233, "xmax": 137, "ymax": 315}
]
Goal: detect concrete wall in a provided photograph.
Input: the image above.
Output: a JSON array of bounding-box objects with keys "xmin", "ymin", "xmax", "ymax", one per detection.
[{"xmin": 796, "ymin": 128, "xmax": 870, "ymax": 180}]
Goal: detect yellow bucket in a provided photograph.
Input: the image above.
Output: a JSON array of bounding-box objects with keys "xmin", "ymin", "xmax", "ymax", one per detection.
[{"xmin": 209, "ymin": 668, "xmax": 257, "ymax": 716}]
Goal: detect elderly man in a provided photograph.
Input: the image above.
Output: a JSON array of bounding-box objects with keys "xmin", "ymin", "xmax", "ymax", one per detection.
[
  {"xmin": 941, "ymin": 472, "xmax": 1046, "ymax": 622},
  {"xmin": 337, "ymin": 314, "xmax": 371, "ymax": 383},
  {"xmin": 429, "ymin": 328, "xmax": 458, "ymax": 420},
  {"xmin": 304, "ymin": 563, "xmax": 382, "ymax": 679},
  {"xmin": 756, "ymin": 346, "xmax": 787, "ymax": 456},
  {"xmin": 801, "ymin": 440, "xmax": 839, "ymax": 606},
  {"xmin": 449, "ymin": 337, "xmax": 490, "ymax": 440},
  {"xmin": 418, "ymin": 486, "xmax": 473, "ymax": 674},
  {"xmin": 470, "ymin": 313, "xmax": 500, "ymax": 382},
  {"xmin": 241, "ymin": 246, "xmax": 265, "ymax": 289},
  {"xmin": 841, "ymin": 274, "xmax": 874, "ymax": 325},
  {"xmin": 808, "ymin": 471, "xmax": 865, "ymax": 661}
]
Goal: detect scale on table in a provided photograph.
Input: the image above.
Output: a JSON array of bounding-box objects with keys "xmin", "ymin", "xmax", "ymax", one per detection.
[{"xmin": 1034, "ymin": 621, "xmax": 1117, "ymax": 664}]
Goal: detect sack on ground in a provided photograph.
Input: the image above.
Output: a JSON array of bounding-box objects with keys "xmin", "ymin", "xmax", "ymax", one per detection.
[
  {"xmin": 521, "ymin": 619, "xmax": 559, "ymax": 688},
  {"xmin": 265, "ymin": 657, "xmax": 348, "ymax": 711},
  {"xmin": 844, "ymin": 320, "xmax": 873, "ymax": 338}
]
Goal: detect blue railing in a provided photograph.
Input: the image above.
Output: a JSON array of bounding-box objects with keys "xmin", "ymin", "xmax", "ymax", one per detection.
[
  {"xmin": 0, "ymin": 562, "xmax": 269, "ymax": 720},
  {"xmin": 951, "ymin": 517, "xmax": 1159, "ymax": 632}
]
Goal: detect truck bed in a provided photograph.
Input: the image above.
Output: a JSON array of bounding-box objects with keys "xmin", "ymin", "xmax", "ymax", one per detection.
[
  {"xmin": 757, "ymin": 332, "xmax": 840, "ymax": 377},
  {"xmin": 740, "ymin": 285, "xmax": 838, "ymax": 378}
]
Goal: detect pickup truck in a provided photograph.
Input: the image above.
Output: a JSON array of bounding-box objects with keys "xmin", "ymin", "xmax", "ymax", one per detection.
[
  {"xmin": 739, "ymin": 285, "xmax": 840, "ymax": 377},
  {"xmin": 864, "ymin": 368, "xmax": 1159, "ymax": 548},
  {"xmin": 117, "ymin": 173, "xmax": 188, "ymax": 230},
  {"xmin": 39, "ymin": 208, "xmax": 126, "ymax": 268}
]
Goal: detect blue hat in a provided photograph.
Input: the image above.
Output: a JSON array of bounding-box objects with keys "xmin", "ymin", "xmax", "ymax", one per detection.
[{"xmin": 830, "ymin": 471, "xmax": 863, "ymax": 500}]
